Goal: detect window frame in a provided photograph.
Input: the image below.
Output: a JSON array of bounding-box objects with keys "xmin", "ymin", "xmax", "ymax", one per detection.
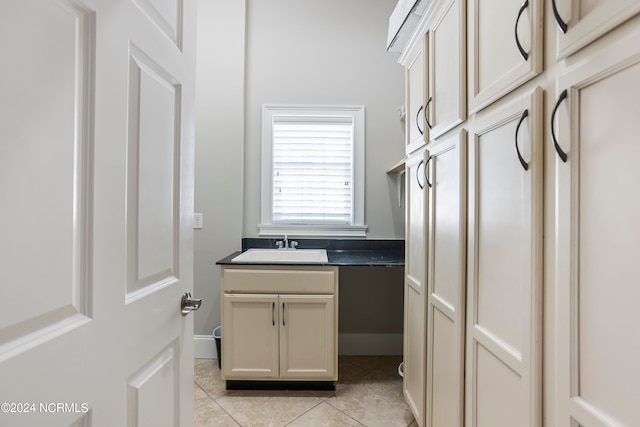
[{"xmin": 259, "ymin": 104, "xmax": 367, "ymax": 237}]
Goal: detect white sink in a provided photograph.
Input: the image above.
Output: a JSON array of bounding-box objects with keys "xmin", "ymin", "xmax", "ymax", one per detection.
[{"xmin": 231, "ymin": 248, "xmax": 328, "ymax": 264}]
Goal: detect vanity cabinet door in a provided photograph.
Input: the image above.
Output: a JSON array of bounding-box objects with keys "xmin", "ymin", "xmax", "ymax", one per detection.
[
  {"xmin": 466, "ymin": 88, "xmax": 543, "ymax": 427},
  {"xmin": 468, "ymin": 0, "xmax": 543, "ymax": 113},
  {"xmin": 222, "ymin": 293, "xmax": 279, "ymax": 379},
  {"xmin": 279, "ymin": 295, "xmax": 336, "ymax": 380}
]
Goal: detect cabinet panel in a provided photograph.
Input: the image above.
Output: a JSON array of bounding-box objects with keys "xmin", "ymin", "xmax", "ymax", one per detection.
[
  {"xmin": 466, "ymin": 88, "xmax": 542, "ymax": 427},
  {"xmin": 554, "ymin": 30, "xmax": 640, "ymax": 427},
  {"xmin": 553, "ymin": 0, "xmax": 640, "ymax": 59},
  {"xmin": 428, "ymin": 0, "xmax": 466, "ymax": 139},
  {"xmin": 406, "ymin": 36, "xmax": 429, "ymax": 154},
  {"xmin": 425, "ymin": 130, "xmax": 467, "ymax": 427},
  {"xmin": 468, "ymin": 0, "xmax": 542, "ymax": 113},
  {"xmin": 404, "ymin": 149, "xmax": 428, "ymax": 426},
  {"xmin": 222, "ymin": 294, "xmax": 279, "ymax": 379},
  {"xmin": 279, "ymin": 295, "xmax": 336, "ymax": 380},
  {"xmin": 222, "ymin": 267, "xmax": 335, "ymax": 294}
]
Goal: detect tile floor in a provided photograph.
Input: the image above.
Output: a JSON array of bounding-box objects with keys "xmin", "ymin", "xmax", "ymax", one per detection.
[{"xmin": 194, "ymin": 356, "xmax": 417, "ymax": 427}]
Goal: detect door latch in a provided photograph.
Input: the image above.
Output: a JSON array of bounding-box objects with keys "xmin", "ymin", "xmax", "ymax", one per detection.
[{"xmin": 181, "ymin": 292, "xmax": 202, "ymax": 316}]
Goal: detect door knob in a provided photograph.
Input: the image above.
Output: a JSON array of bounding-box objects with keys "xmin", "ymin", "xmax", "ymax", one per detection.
[{"xmin": 181, "ymin": 292, "xmax": 202, "ymax": 316}]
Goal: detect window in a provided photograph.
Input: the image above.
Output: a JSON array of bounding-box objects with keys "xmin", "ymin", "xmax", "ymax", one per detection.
[{"xmin": 259, "ymin": 105, "xmax": 366, "ymax": 237}]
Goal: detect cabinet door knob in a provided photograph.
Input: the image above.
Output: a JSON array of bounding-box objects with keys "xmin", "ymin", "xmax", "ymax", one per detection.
[
  {"xmin": 515, "ymin": 109, "xmax": 530, "ymax": 171},
  {"xmin": 552, "ymin": 0, "xmax": 568, "ymax": 33},
  {"xmin": 551, "ymin": 89, "xmax": 569, "ymax": 162},
  {"xmin": 515, "ymin": 0, "xmax": 530, "ymax": 61}
]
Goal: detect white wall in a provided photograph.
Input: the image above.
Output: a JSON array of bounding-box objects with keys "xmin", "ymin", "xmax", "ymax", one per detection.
[
  {"xmin": 194, "ymin": 0, "xmax": 406, "ymax": 354},
  {"xmin": 194, "ymin": 0, "xmax": 246, "ymax": 337},
  {"xmin": 243, "ymin": 0, "xmax": 405, "ymax": 238}
]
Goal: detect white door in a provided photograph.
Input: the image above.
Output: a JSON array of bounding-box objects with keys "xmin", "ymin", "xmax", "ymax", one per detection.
[
  {"xmin": 554, "ymin": 28, "xmax": 640, "ymax": 427},
  {"xmin": 425, "ymin": 130, "xmax": 466, "ymax": 427},
  {"xmin": 0, "ymin": 0, "xmax": 197, "ymax": 425},
  {"xmin": 466, "ymin": 88, "xmax": 542, "ymax": 427}
]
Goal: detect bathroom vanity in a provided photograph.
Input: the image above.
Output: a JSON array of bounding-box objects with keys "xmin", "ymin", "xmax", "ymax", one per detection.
[
  {"xmin": 217, "ymin": 238, "xmax": 404, "ymax": 388},
  {"xmin": 220, "ymin": 264, "xmax": 338, "ymax": 384}
]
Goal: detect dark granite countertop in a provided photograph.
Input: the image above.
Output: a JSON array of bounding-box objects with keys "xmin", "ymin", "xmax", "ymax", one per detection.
[{"xmin": 216, "ymin": 238, "xmax": 405, "ymax": 267}]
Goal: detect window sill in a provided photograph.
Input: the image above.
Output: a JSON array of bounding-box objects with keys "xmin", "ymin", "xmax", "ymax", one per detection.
[{"xmin": 258, "ymin": 224, "xmax": 368, "ymax": 238}]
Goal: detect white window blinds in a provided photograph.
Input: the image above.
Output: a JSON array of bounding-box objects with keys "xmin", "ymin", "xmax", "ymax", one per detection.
[{"xmin": 272, "ymin": 118, "xmax": 354, "ymax": 224}]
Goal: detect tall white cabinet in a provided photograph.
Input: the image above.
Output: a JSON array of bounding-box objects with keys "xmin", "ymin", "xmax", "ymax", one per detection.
[
  {"xmin": 553, "ymin": 22, "xmax": 640, "ymax": 427},
  {"xmin": 393, "ymin": 1, "xmax": 640, "ymax": 426}
]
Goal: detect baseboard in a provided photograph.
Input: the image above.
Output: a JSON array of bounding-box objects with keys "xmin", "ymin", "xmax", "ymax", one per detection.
[
  {"xmin": 194, "ymin": 332, "xmax": 403, "ymax": 359},
  {"xmin": 194, "ymin": 334, "xmax": 217, "ymax": 359},
  {"xmin": 337, "ymin": 333, "xmax": 403, "ymax": 356}
]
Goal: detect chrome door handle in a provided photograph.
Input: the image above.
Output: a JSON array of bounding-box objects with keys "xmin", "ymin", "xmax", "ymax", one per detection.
[{"xmin": 181, "ymin": 292, "xmax": 202, "ymax": 316}]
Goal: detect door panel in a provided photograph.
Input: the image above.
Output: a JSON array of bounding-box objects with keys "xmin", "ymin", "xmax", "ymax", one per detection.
[
  {"xmin": 467, "ymin": 88, "xmax": 542, "ymax": 427},
  {"xmin": 0, "ymin": 0, "xmax": 197, "ymax": 425},
  {"xmin": 406, "ymin": 37, "xmax": 428, "ymax": 154},
  {"xmin": 428, "ymin": 0, "xmax": 466, "ymax": 139},
  {"xmin": 555, "ymin": 30, "xmax": 640, "ymax": 427},
  {"xmin": 404, "ymin": 150, "xmax": 428, "ymax": 426},
  {"xmin": 426, "ymin": 130, "xmax": 466, "ymax": 427},
  {"xmin": 468, "ymin": 0, "xmax": 542, "ymax": 113},
  {"xmin": 279, "ymin": 295, "xmax": 335, "ymax": 379},
  {"xmin": 126, "ymin": 45, "xmax": 181, "ymax": 298},
  {"xmin": 222, "ymin": 294, "xmax": 279, "ymax": 379},
  {"xmin": 0, "ymin": 0, "xmax": 93, "ymax": 361}
]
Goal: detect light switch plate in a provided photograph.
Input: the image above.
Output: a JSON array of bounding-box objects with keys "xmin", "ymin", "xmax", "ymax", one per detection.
[{"xmin": 194, "ymin": 213, "xmax": 203, "ymax": 229}]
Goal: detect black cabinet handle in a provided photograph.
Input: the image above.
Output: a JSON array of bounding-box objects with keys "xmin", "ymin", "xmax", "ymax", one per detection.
[
  {"xmin": 425, "ymin": 97, "xmax": 433, "ymax": 130},
  {"xmin": 282, "ymin": 302, "xmax": 286, "ymax": 326},
  {"xmin": 416, "ymin": 105, "xmax": 424, "ymax": 135},
  {"xmin": 515, "ymin": 0, "xmax": 530, "ymax": 61},
  {"xmin": 424, "ymin": 155, "xmax": 433, "ymax": 188},
  {"xmin": 551, "ymin": 89, "xmax": 568, "ymax": 162},
  {"xmin": 515, "ymin": 109, "xmax": 529, "ymax": 171},
  {"xmin": 552, "ymin": 0, "xmax": 568, "ymax": 33},
  {"xmin": 416, "ymin": 159, "xmax": 424, "ymax": 190},
  {"xmin": 272, "ymin": 302, "xmax": 275, "ymax": 325}
]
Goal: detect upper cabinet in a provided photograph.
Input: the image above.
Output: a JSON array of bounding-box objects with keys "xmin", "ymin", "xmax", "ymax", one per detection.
[
  {"xmin": 427, "ymin": 0, "xmax": 466, "ymax": 139},
  {"xmin": 404, "ymin": 35, "xmax": 429, "ymax": 154},
  {"xmin": 553, "ymin": 0, "xmax": 640, "ymax": 59},
  {"xmin": 468, "ymin": 0, "xmax": 543, "ymax": 113}
]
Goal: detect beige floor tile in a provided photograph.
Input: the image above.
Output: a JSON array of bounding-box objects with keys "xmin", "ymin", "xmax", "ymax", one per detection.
[
  {"xmin": 195, "ymin": 399, "xmax": 241, "ymax": 427},
  {"xmin": 193, "ymin": 356, "xmax": 414, "ymax": 427},
  {"xmin": 195, "ymin": 383, "xmax": 212, "ymax": 409},
  {"xmin": 194, "ymin": 359, "xmax": 228, "ymax": 400},
  {"xmin": 216, "ymin": 390, "xmax": 323, "ymax": 427},
  {"xmin": 287, "ymin": 402, "xmax": 365, "ymax": 427},
  {"xmin": 326, "ymin": 377, "xmax": 413, "ymax": 427}
]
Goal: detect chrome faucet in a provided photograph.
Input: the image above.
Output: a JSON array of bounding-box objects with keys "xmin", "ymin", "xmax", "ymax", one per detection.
[{"xmin": 276, "ymin": 235, "xmax": 297, "ymax": 250}]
